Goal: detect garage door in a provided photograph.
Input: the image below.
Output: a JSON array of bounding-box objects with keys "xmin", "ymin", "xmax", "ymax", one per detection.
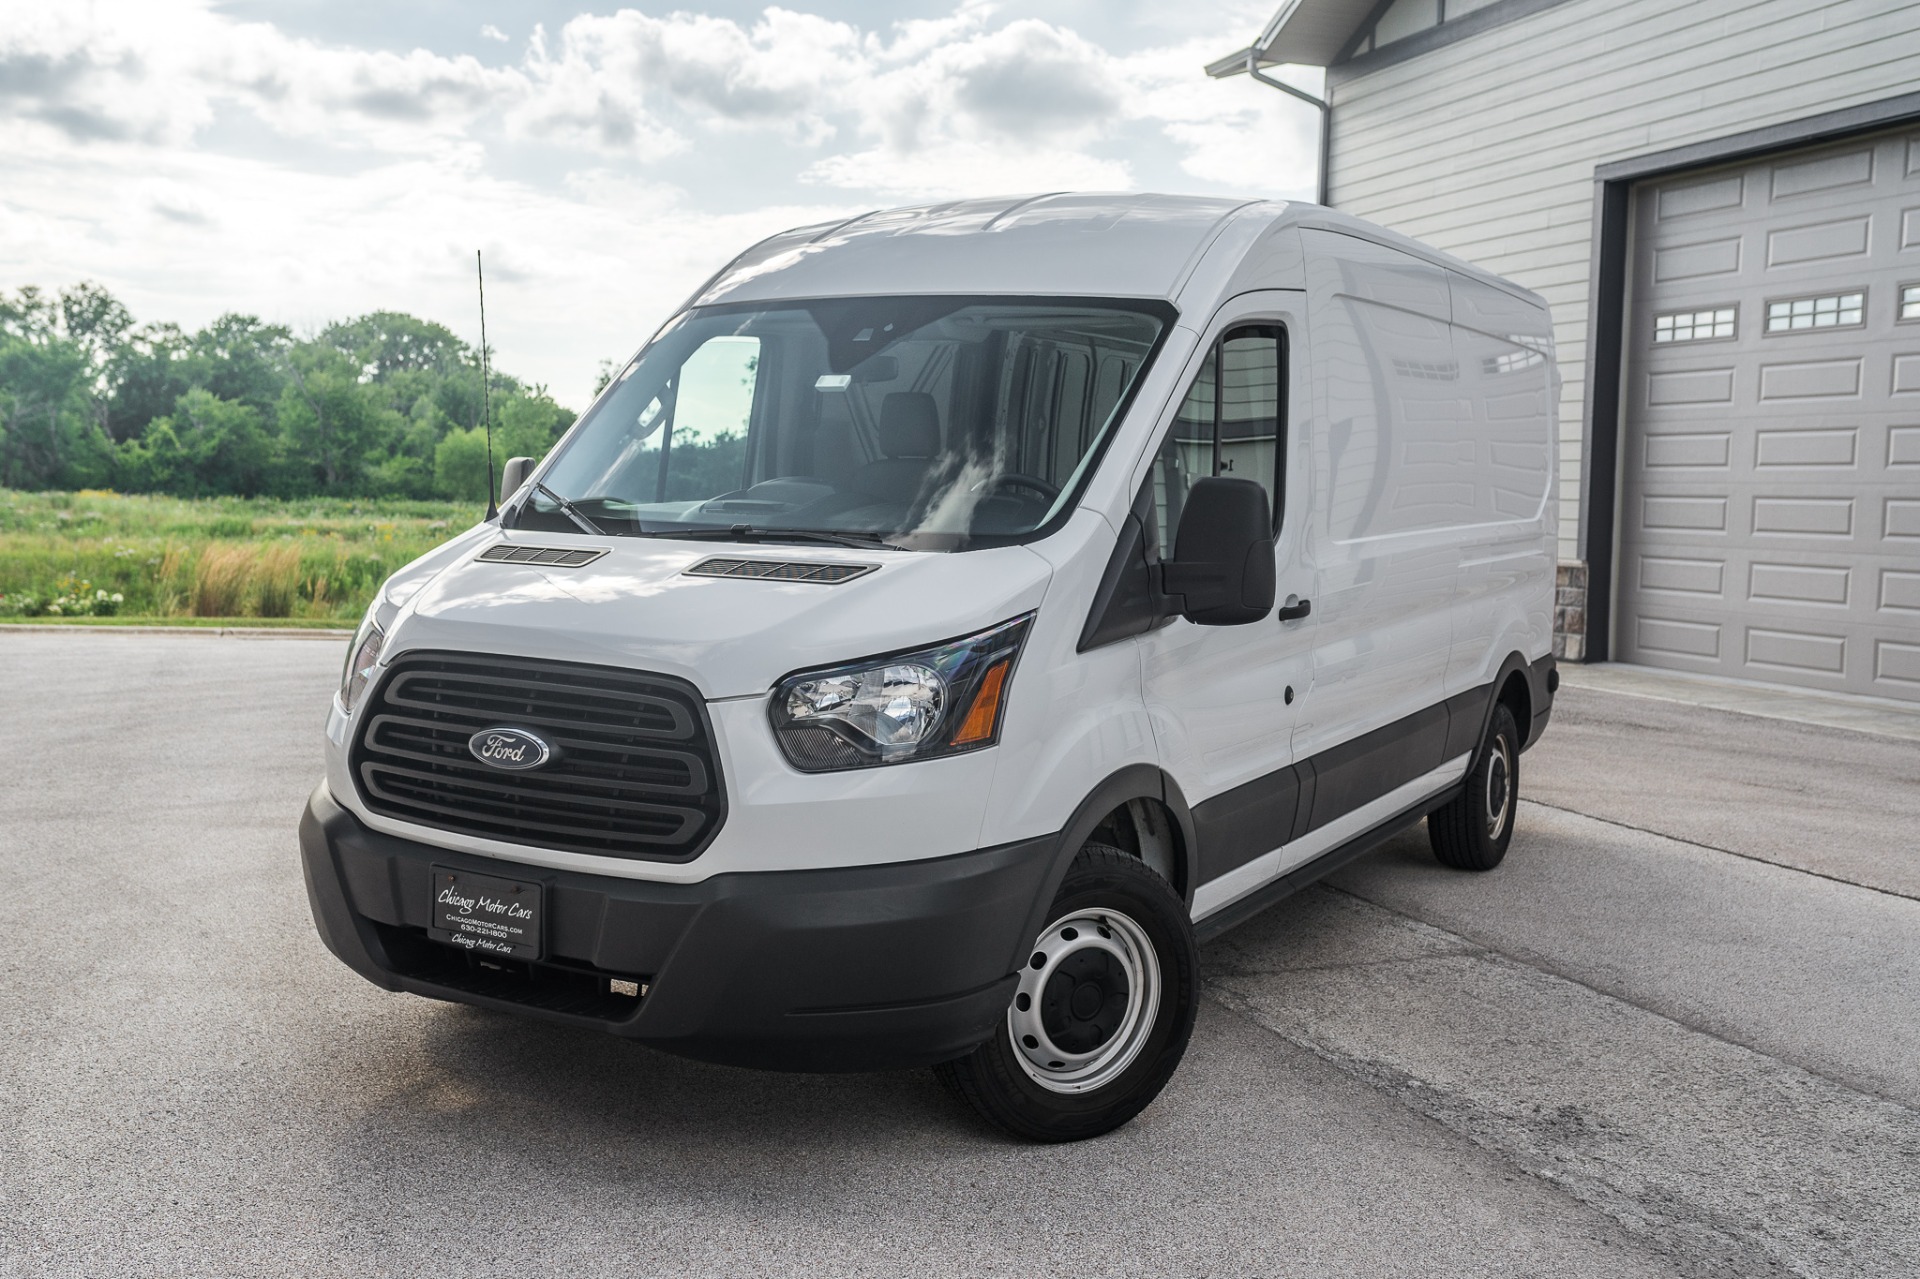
[{"xmin": 1618, "ymin": 128, "xmax": 1920, "ymax": 702}]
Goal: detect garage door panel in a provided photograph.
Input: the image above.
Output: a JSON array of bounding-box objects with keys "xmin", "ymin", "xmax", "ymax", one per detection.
[
  {"xmin": 1654, "ymin": 238, "xmax": 1743, "ymax": 283},
  {"xmin": 1757, "ymin": 357, "xmax": 1862, "ymax": 401},
  {"xmin": 1745, "ymin": 626, "xmax": 1849, "ymax": 677},
  {"xmin": 1889, "ymin": 426, "xmax": 1920, "ymax": 464},
  {"xmin": 1634, "ymin": 615, "xmax": 1722, "ymax": 660},
  {"xmin": 1883, "ymin": 570, "xmax": 1920, "ymax": 612},
  {"xmin": 1638, "ymin": 555, "xmax": 1726, "ymax": 596},
  {"xmin": 1766, "ymin": 216, "xmax": 1870, "ymax": 267},
  {"xmin": 1891, "ymin": 353, "xmax": 1920, "ymax": 394},
  {"xmin": 1658, "ymin": 173, "xmax": 1744, "ymax": 220},
  {"xmin": 1645, "ymin": 432, "xmax": 1732, "ymax": 468},
  {"xmin": 1649, "ymin": 366, "xmax": 1736, "ymax": 405},
  {"xmin": 1753, "ymin": 427, "xmax": 1856, "ymax": 467},
  {"xmin": 1622, "ymin": 128, "xmax": 1920, "ymax": 702},
  {"xmin": 1749, "ymin": 562, "xmax": 1851, "ymax": 607},
  {"xmin": 1878, "ymin": 639, "xmax": 1920, "ymax": 689},
  {"xmin": 1770, "ymin": 146, "xmax": 1874, "ymax": 199},
  {"xmin": 1752, "ymin": 496, "xmax": 1854, "ymax": 537},
  {"xmin": 1641, "ymin": 494, "xmax": 1729, "ymax": 532}
]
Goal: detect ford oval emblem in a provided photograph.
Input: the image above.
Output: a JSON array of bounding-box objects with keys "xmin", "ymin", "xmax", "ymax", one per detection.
[{"xmin": 468, "ymin": 726, "xmax": 553, "ymax": 771}]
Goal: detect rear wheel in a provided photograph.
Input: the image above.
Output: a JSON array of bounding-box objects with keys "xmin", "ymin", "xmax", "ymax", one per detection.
[
  {"xmin": 935, "ymin": 844, "xmax": 1196, "ymax": 1142},
  {"xmin": 1428, "ymin": 702, "xmax": 1520, "ymax": 871}
]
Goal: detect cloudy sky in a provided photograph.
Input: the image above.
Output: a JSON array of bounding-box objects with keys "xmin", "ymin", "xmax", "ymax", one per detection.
[{"xmin": 0, "ymin": 0, "xmax": 1320, "ymax": 407}]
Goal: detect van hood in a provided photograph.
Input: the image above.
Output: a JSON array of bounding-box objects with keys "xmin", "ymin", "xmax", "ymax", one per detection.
[{"xmin": 383, "ymin": 533, "xmax": 1055, "ymax": 699}]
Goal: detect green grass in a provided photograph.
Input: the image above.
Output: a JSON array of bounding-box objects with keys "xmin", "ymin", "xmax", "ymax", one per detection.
[
  {"xmin": 0, "ymin": 489, "xmax": 480, "ymax": 623},
  {"xmin": 0, "ymin": 616, "xmax": 351, "ymax": 630}
]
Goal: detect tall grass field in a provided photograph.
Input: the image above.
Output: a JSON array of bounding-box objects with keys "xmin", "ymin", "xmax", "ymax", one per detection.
[{"xmin": 0, "ymin": 490, "xmax": 478, "ymax": 626}]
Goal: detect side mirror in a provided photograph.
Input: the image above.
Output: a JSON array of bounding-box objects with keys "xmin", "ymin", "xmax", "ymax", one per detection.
[
  {"xmin": 1161, "ymin": 477, "xmax": 1276, "ymax": 626},
  {"xmin": 499, "ymin": 456, "xmax": 535, "ymax": 503}
]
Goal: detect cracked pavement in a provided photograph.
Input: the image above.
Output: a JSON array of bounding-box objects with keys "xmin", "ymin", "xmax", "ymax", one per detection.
[{"xmin": 1, "ymin": 632, "xmax": 1915, "ymax": 1277}]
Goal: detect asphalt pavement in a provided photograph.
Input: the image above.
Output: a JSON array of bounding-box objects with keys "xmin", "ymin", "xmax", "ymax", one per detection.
[{"xmin": 1, "ymin": 632, "xmax": 1915, "ymax": 1278}]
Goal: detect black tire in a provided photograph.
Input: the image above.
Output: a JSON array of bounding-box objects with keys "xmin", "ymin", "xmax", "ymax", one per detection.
[
  {"xmin": 1428, "ymin": 702, "xmax": 1520, "ymax": 871},
  {"xmin": 934, "ymin": 844, "xmax": 1197, "ymax": 1142}
]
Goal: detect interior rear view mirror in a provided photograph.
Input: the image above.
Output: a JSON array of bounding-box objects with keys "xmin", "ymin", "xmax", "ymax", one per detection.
[{"xmin": 1161, "ymin": 477, "xmax": 1276, "ymax": 626}]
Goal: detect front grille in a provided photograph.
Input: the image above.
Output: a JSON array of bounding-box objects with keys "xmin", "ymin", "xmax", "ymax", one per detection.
[{"xmin": 350, "ymin": 650, "xmax": 725, "ymax": 860}]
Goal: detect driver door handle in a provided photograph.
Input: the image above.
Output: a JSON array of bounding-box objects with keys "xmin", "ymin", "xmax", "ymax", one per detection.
[{"xmin": 1276, "ymin": 596, "xmax": 1312, "ymax": 622}]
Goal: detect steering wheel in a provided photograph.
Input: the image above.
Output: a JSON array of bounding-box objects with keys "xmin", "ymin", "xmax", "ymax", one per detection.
[{"xmin": 973, "ymin": 473, "xmax": 1060, "ymax": 503}]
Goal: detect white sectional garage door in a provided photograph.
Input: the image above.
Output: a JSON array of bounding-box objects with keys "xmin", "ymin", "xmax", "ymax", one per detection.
[{"xmin": 1619, "ymin": 129, "xmax": 1920, "ymax": 702}]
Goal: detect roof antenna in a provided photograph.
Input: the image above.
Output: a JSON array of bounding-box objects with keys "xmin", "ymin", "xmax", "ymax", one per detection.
[{"xmin": 476, "ymin": 249, "xmax": 498, "ymax": 521}]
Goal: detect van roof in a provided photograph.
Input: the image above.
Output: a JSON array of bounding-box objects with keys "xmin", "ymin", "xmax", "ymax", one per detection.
[
  {"xmin": 689, "ymin": 192, "xmax": 1542, "ymax": 313},
  {"xmin": 692, "ymin": 193, "xmax": 1262, "ymax": 307}
]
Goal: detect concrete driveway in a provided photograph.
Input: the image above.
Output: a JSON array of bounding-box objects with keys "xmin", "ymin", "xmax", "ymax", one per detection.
[{"xmin": 1, "ymin": 633, "xmax": 1914, "ymax": 1278}]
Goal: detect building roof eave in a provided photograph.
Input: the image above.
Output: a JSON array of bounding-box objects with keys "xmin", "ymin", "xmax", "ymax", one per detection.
[{"xmin": 1205, "ymin": 0, "xmax": 1377, "ymax": 75}]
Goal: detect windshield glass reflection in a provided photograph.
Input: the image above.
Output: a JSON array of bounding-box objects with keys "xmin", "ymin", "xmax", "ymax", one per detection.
[{"xmin": 518, "ymin": 296, "xmax": 1170, "ymax": 550}]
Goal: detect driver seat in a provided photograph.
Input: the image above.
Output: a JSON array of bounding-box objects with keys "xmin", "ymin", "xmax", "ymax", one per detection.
[{"xmin": 852, "ymin": 392, "xmax": 944, "ymax": 505}]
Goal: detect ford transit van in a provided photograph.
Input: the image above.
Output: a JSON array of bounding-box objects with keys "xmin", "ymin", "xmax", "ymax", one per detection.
[{"xmin": 300, "ymin": 194, "xmax": 1558, "ymax": 1142}]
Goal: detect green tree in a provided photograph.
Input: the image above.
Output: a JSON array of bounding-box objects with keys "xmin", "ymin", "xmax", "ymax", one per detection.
[
  {"xmin": 187, "ymin": 314, "xmax": 292, "ymax": 418},
  {"xmin": 276, "ymin": 348, "xmax": 404, "ymax": 494},
  {"xmin": 431, "ymin": 388, "xmax": 575, "ymax": 501},
  {"xmin": 120, "ymin": 389, "xmax": 276, "ymax": 496},
  {"xmin": 0, "ymin": 284, "xmax": 581, "ymax": 499},
  {"xmin": 103, "ymin": 322, "xmax": 193, "ymax": 442},
  {"xmin": 432, "ymin": 425, "xmax": 494, "ymax": 501},
  {"xmin": 0, "ymin": 289, "xmax": 114, "ymax": 488},
  {"xmin": 320, "ymin": 311, "xmax": 468, "ymax": 382},
  {"xmin": 59, "ymin": 281, "xmax": 134, "ymax": 363}
]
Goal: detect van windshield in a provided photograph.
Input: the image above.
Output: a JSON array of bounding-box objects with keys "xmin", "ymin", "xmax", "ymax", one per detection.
[{"xmin": 516, "ymin": 296, "xmax": 1171, "ymax": 550}]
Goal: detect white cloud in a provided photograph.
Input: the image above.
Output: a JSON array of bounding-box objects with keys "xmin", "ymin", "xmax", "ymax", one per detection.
[
  {"xmin": 0, "ymin": 138, "xmax": 857, "ymax": 402},
  {"xmin": 1118, "ymin": 39, "xmax": 1322, "ymax": 188},
  {"xmin": 0, "ymin": 0, "xmax": 1320, "ymax": 404},
  {"xmin": 805, "ymin": 142, "xmax": 1130, "ymax": 201},
  {"xmin": 480, "ymin": 25, "xmax": 508, "ymax": 44}
]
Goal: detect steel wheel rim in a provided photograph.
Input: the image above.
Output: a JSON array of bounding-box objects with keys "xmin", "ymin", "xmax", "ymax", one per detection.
[
  {"xmin": 1008, "ymin": 907, "xmax": 1162, "ymax": 1095},
  {"xmin": 1485, "ymin": 733, "xmax": 1513, "ymax": 838}
]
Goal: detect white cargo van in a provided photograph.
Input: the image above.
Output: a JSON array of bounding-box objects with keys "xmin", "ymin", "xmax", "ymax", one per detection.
[{"xmin": 301, "ymin": 194, "xmax": 1559, "ymax": 1141}]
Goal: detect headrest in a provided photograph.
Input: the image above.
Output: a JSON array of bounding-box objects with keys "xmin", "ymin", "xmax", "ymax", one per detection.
[{"xmin": 879, "ymin": 392, "xmax": 940, "ymax": 459}]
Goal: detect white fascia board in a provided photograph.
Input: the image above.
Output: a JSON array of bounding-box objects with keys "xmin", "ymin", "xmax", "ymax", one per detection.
[{"xmin": 1205, "ymin": 0, "xmax": 1376, "ymax": 74}]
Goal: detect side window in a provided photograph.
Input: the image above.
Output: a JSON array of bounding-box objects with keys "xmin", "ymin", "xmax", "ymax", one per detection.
[
  {"xmin": 1151, "ymin": 325, "xmax": 1285, "ymax": 554},
  {"xmin": 634, "ymin": 336, "xmax": 759, "ymax": 501}
]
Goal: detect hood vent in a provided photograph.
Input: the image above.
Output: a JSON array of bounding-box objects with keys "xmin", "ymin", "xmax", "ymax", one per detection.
[
  {"xmin": 685, "ymin": 557, "xmax": 877, "ymax": 585},
  {"xmin": 477, "ymin": 544, "xmax": 610, "ymax": 568}
]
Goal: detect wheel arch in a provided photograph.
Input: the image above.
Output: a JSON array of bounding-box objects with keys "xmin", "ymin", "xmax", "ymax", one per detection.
[
  {"xmin": 1478, "ymin": 651, "xmax": 1540, "ymax": 754},
  {"xmin": 1013, "ymin": 765, "xmax": 1198, "ymax": 967}
]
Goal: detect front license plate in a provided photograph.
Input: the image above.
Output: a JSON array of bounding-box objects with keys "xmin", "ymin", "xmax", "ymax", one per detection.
[{"xmin": 430, "ymin": 866, "xmax": 543, "ymax": 960}]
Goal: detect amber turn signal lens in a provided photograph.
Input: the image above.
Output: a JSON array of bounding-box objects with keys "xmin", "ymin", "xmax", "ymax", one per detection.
[{"xmin": 951, "ymin": 660, "xmax": 1010, "ymax": 745}]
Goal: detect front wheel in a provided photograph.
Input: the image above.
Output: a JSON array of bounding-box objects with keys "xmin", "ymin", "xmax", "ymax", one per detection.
[{"xmin": 935, "ymin": 845, "xmax": 1197, "ymax": 1142}]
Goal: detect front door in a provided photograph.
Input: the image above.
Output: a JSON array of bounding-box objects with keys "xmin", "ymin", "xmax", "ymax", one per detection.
[{"xmin": 1137, "ymin": 293, "xmax": 1313, "ymax": 908}]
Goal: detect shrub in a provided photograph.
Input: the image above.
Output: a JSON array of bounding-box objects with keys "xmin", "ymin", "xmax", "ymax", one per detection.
[
  {"xmin": 31, "ymin": 575, "xmax": 125, "ymax": 617},
  {"xmin": 254, "ymin": 543, "xmax": 302, "ymax": 618},
  {"xmin": 191, "ymin": 544, "xmax": 255, "ymax": 616}
]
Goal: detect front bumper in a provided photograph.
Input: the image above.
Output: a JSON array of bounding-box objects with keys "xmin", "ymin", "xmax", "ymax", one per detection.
[{"xmin": 299, "ymin": 784, "xmax": 1064, "ymax": 1072}]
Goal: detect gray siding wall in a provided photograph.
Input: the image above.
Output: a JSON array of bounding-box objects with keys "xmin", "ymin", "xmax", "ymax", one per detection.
[{"xmin": 1326, "ymin": 0, "xmax": 1920, "ymax": 563}]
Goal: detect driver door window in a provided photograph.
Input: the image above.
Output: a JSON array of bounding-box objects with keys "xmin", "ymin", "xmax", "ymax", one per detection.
[{"xmin": 1151, "ymin": 325, "xmax": 1285, "ymax": 554}]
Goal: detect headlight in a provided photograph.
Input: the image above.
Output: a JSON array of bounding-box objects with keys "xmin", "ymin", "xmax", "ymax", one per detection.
[
  {"xmin": 339, "ymin": 612, "xmax": 386, "ymax": 715},
  {"xmin": 770, "ymin": 613, "xmax": 1034, "ymax": 771}
]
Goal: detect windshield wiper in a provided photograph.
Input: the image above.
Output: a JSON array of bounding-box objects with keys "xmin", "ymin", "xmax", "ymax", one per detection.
[
  {"xmin": 643, "ymin": 524, "xmax": 907, "ymax": 551},
  {"xmin": 530, "ymin": 483, "xmax": 608, "ymax": 537}
]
